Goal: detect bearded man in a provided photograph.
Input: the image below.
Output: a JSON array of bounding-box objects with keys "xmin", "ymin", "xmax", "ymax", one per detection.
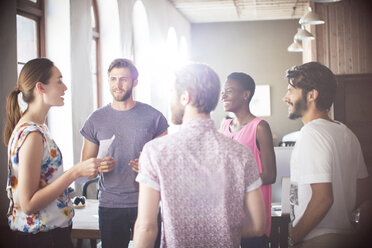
[
  {"xmin": 80, "ymin": 58, "xmax": 168, "ymax": 248},
  {"xmin": 283, "ymin": 62, "xmax": 368, "ymax": 248}
]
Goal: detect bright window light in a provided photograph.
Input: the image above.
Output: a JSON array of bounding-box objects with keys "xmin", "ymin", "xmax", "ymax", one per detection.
[{"xmin": 133, "ymin": 0, "xmax": 151, "ymax": 104}]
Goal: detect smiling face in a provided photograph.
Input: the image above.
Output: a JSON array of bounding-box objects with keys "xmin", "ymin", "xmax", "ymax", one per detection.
[
  {"xmin": 109, "ymin": 67, "xmax": 136, "ymax": 102},
  {"xmin": 42, "ymin": 66, "xmax": 67, "ymax": 107},
  {"xmin": 283, "ymin": 84, "xmax": 308, "ymax": 119},
  {"xmin": 221, "ymin": 78, "xmax": 249, "ymax": 113}
]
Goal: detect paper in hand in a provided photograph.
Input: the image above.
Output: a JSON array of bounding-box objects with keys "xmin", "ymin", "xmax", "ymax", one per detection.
[
  {"xmin": 97, "ymin": 135, "xmax": 115, "ymax": 159},
  {"xmin": 75, "ymin": 135, "xmax": 115, "ymax": 184}
]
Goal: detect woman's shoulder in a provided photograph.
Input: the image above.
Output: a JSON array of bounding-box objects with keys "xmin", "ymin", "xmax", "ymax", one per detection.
[
  {"xmin": 16, "ymin": 121, "xmax": 46, "ymax": 135},
  {"xmin": 10, "ymin": 121, "xmax": 46, "ymax": 146}
]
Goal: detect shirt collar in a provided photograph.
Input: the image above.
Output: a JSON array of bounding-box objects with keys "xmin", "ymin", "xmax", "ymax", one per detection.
[{"xmin": 181, "ymin": 118, "xmax": 216, "ymax": 130}]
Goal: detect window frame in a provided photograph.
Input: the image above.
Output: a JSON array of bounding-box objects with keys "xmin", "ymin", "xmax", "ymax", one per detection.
[
  {"xmin": 91, "ymin": 0, "xmax": 102, "ymax": 108},
  {"xmin": 16, "ymin": 0, "xmax": 45, "ymax": 59}
]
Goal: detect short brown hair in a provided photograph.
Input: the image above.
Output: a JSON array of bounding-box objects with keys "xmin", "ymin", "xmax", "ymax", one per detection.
[
  {"xmin": 174, "ymin": 63, "xmax": 220, "ymax": 114},
  {"xmin": 107, "ymin": 58, "xmax": 139, "ymax": 81}
]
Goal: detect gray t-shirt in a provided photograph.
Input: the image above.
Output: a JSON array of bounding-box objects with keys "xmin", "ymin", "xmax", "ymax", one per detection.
[{"xmin": 80, "ymin": 102, "xmax": 168, "ymax": 208}]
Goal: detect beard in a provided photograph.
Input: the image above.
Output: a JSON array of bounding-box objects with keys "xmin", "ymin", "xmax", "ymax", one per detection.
[
  {"xmin": 112, "ymin": 87, "xmax": 133, "ymax": 102},
  {"xmin": 288, "ymin": 95, "xmax": 308, "ymax": 120},
  {"xmin": 171, "ymin": 101, "xmax": 185, "ymax": 125}
]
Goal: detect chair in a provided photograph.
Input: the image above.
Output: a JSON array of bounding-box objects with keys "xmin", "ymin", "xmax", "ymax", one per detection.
[
  {"xmin": 82, "ymin": 177, "xmax": 99, "ymax": 199},
  {"xmin": 76, "ymin": 177, "xmax": 99, "ymax": 248}
]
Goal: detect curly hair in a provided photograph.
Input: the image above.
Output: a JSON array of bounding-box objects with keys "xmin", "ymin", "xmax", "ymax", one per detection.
[{"xmin": 285, "ymin": 62, "xmax": 337, "ymax": 110}]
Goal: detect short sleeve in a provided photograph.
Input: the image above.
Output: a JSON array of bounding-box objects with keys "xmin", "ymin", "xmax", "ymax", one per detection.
[
  {"xmin": 297, "ymin": 126, "xmax": 332, "ymax": 184},
  {"xmin": 244, "ymin": 148, "xmax": 262, "ymax": 192},
  {"xmin": 80, "ymin": 115, "xmax": 99, "ymax": 145},
  {"xmin": 136, "ymin": 143, "xmax": 160, "ymax": 191},
  {"xmin": 153, "ymin": 113, "xmax": 169, "ymax": 138}
]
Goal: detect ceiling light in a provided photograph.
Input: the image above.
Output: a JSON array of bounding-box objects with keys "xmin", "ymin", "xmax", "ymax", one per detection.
[
  {"xmin": 294, "ymin": 27, "xmax": 315, "ymax": 40},
  {"xmin": 299, "ymin": 7, "xmax": 324, "ymax": 25},
  {"xmin": 288, "ymin": 40, "xmax": 303, "ymax": 52},
  {"xmin": 311, "ymin": 0, "xmax": 342, "ymax": 2}
]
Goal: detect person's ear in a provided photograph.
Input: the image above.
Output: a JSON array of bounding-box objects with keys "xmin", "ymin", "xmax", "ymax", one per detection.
[
  {"xmin": 307, "ymin": 89, "xmax": 319, "ymax": 102},
  {"xmin": 243, "ymin": 90, "xmax": 251, "ymax": 101},
  {"xmin": 180, "ymin": 91, "xmax": 190, "ymax": 106},
  {"xmin": 132, "ymin": 79, "xmax": 138, "ymax": 88},
  {"xmin": 35, "ymin": 82, "xmax": 46, "ymax": 94}
]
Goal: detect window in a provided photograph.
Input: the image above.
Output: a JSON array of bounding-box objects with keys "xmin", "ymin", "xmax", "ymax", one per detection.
[
  {"xmin": 91, "ymin": 0, "xmax": 101, "ymax": 108},
  {"xmin": 133, "ymin": 0, "xmax": 151, "ymax": 103},
  {"xmin": 16, "ymin": 0, "xmax": 45, "ymax": 74}
]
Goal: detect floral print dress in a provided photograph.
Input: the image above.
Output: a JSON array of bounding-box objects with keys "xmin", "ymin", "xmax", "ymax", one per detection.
[{"xmin": 6, "ymin": 121, "xmax": 74, "ymax": 233}]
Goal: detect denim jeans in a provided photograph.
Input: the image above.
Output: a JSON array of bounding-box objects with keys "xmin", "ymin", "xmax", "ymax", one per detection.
[
  {"xmin": 13, "ymin": 225, "xmax": 73, "ymax": 248},
  {"xmin": 99, "ymin": 207, "xmax": 138, "ymax": 248}
]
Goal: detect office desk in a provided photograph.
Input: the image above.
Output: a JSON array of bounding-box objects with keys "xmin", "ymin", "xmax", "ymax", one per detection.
[{"xmin": 71, "ymin": 199, "xmax": 99, "ymax": 248}]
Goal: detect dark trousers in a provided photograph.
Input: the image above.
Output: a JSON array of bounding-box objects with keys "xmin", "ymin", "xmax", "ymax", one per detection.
[
  {"xmin": 99, "ymin": 206, "xmax": 161, "ymax": 248},
  {"xmin": 99, "ymin": 206, "xmax": 138, "ymax": 248},
  {"xmin": 241, "ymin": 235, "xmax": 269, "ymax": 248},
  {"xmin": 13, "ymin": 225, "xmax": 73, "ymax": 248}
]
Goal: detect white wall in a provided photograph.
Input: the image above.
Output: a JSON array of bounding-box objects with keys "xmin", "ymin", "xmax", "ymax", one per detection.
[
  {"xmin": 70, "ymin": 0, "xmax": 95, "ymax": 165},
  {"xmin": 191, "ymin": 20, "xmax": 304, "ymax": 144},
  {"xmin": 98, "ymin": 0, "xmax": 122, "ymax": 106},
  {"xmin": 45, "ymin": 0, "xmax": 74, "ymax": 168}
]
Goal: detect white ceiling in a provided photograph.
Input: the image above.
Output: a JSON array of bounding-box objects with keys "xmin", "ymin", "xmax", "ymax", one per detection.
[{"xmin": 168, "ymin": 0, "xmax": 310, "ymax": 23}]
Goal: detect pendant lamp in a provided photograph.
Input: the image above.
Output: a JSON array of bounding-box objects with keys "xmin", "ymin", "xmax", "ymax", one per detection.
[
  {"xmin": 294, "ymin": 26, "xmax": 315, "ymax": 40},
  {"xmin": 288, "ymin": 40, "xmax": 303, "ymax": 52},
  {"xmin": 299, "ymin": 7, "xmax": 324, "ymax": 25}
]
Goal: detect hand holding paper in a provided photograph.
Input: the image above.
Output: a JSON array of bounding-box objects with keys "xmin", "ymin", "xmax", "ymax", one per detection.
[
  {"xmin": 99, "ymin": 157, "xmax": 116, "ymax": 173},
  {"xmin": 97, "ymin": 135, "xmax": 116, "ymax": 173}
]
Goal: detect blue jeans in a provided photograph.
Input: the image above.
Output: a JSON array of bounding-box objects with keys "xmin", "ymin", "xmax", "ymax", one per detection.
[
  {"xmin": 241, "ymin": 235, "xmax": 269, "ymax": 248},
  {"xmin": 99, "ymin": 207, "xmax": 137, "ymax": 248}
]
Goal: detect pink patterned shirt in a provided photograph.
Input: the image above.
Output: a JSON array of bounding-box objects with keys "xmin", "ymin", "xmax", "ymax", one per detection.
[{"xmin": 137, "ymin": 118, "xmax": 262, "ymax": 248}]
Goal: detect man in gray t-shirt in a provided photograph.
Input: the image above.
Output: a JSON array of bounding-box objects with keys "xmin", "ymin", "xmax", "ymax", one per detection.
[{"xmin": 80, "ymin": 58, "xmax": 168, "ymax": 248}]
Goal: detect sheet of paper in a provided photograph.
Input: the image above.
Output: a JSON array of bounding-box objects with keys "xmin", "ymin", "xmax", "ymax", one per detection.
[
  {"xmin": 96, "ymin": 134, "xmax": 115, "ymax": 186},
  {"xmin": 97, "ymin": 135, "xmax": 115, "ymax": 159},
  {"xmin": 75, "ymin": 135, "xmax": 115, "ymax": 184}
]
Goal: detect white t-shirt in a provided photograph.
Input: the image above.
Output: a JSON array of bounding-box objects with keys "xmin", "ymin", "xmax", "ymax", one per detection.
[{"xmin": 289, "ymin": 118, "xmax": 368, "ymax": 240}]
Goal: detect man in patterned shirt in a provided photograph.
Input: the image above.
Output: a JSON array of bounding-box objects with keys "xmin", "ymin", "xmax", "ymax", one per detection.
[{"xmin": 133, "ymin": 63, "xmax": 266, "ymax": 247}]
